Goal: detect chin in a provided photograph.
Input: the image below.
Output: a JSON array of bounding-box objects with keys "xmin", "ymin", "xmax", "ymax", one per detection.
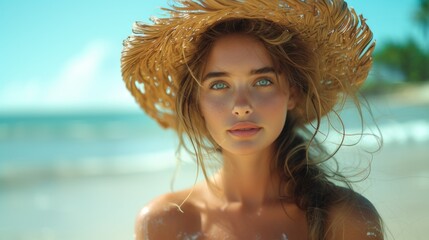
[{"xmin": 222, "ymin": 141, "xmax": 274, "ymax": 156}]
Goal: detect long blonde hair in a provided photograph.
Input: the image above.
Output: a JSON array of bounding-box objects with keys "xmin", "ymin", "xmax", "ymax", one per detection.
[{"xmin": 175, "ymin": 18, "xmax": 382, "ymax": 239}]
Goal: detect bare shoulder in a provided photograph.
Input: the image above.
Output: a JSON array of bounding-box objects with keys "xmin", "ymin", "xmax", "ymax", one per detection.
[
  {"xmin": 134, "ymin": 189, "xmax": 202, "ymax": 240},
  {"xmin": 327, "ymin": 187, "xmax": 384, "ymax": 240}
]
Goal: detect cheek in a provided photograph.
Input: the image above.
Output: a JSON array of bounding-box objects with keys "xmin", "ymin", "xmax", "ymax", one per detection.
[
  {"xmin": 256, "ymin": 92, "xmax": 289, "ymax": 114},
  {"xmin": 256, "ymin": 93, "xmax": 289, "ymax": 127},
  {"xmin": 199, "ymin": 94, "xmax": 228, "ymax": 122},
  {"xmin": 199, "ymin": 95, "xmax": 229, "ymax": 144}
]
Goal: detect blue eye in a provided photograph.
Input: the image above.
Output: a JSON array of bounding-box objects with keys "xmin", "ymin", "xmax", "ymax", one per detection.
[
  {"xmin": 210, "ymin": 82, "xmax": 228, "ymax": 90},
  {"xmin": 255, "ymin": 78, "xmax": 272, "ymax": 86}
]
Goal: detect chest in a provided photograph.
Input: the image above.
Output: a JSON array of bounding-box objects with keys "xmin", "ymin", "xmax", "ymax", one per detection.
[{"xmin": 195, "ymin": 205, "xmax": 308, "ymax": 240}]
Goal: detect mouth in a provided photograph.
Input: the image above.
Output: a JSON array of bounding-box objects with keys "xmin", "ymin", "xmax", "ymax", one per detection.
[{"xmin": 228, "ymin": 122, "xmax": 262, "ymax": 137}]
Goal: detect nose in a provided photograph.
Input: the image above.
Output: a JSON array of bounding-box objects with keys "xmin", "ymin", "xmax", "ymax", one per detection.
[
  {"xmin": 232, "ymin": 90, "xmax": 253, "ymax": 117},
  {"xmin": 233, "ymin": 106, "xmax": 253, "ymax": 116}
]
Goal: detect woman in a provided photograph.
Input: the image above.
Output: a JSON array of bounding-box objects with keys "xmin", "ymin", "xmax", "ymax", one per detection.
[{"xmin": 121, "ymin": 0, "xmax": 384, "ymax": 239}]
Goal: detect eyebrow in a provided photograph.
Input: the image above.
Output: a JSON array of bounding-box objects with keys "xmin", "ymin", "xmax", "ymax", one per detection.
[
  {"xmin": 203, "ymin": 66, "xmax": 276, "ymax": 81},
  {"xmin": 250, "ymin": 67, "xmax": 276, "ymax": 75},
  {"xmin": 203, "ymin": 71, "xmax": 229, "ymax": 81}
]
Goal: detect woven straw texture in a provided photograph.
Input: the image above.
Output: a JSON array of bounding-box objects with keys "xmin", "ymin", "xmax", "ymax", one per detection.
[{"xmin": 121, "ymin": 0, "xmax": 375, "ymax": 129}]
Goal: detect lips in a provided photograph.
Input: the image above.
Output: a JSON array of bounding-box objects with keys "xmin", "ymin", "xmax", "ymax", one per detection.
[{"xmin": 228, "ymin": 122, "xmax": 262, "ymax": 137}]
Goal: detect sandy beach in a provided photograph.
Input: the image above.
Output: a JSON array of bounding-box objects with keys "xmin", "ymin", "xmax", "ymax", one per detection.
[{"xmin": 1, "ymin": 141, "xmax": 428, "ymax": 240}]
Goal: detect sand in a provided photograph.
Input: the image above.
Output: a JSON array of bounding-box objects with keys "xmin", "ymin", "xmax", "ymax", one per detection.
[{"xmin": 1, "ymin": 141, "xmax": 428, "ymax": 240}]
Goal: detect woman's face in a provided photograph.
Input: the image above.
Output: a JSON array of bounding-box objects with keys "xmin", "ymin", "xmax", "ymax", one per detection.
[{"xmin": 199, "ymin": 34, "xmax": 296, "ymax": 156}]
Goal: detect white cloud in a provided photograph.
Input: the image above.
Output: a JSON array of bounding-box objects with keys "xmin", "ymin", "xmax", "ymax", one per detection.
[
  {"xmin": 45, "ymin": 40, "xmax": 108, "ymax": 104},
  {"xmin": 0, "ymin": 40, "xmax": 138, "ymax": 113}
]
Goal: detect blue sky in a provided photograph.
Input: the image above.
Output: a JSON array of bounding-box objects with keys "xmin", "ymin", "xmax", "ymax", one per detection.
[{"xmin": 0, "ymin": 0, "xmax": 424, "ymax": 113}]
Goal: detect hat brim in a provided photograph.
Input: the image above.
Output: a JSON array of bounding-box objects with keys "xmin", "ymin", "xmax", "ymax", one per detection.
[{"xmin": 121, "ymin": 0, "xmax": 375, "ymax": 129}]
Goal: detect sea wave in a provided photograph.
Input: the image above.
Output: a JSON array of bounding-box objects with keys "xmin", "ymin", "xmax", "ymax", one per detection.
[
  {"xmin": 0, "ymin": 150, "xmax": 181, "ymax": 182},
  {"xmin": 379, "ymin": 120, "xmax": 429, "ymax": 144},
  {"xmin": 322, "ymin": 119, "xmax": 429, "ymax": 149},
  {"xmin": 1, "ymin": 120, "xmax": 428, "ymax": 183}
]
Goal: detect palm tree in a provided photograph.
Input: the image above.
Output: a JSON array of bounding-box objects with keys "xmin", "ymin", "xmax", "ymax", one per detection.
[
  {"xmin": 414, "ymin": 0, "xmax": 429, "ymax": 49},
  {"xmin": 414, "ymin": 0, "xmax": 429, "ymax": 82}
]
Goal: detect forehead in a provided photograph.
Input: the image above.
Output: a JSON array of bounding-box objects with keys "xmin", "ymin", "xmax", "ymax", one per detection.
[{"xmin": 203, "ymin": 34, "xmax": 274, "ymax": 74}]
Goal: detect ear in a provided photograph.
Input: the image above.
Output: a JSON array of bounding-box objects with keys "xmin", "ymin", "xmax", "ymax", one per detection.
[{"xmin": 287, "ymin": 85, "xmax": 298, "ymax": 110}]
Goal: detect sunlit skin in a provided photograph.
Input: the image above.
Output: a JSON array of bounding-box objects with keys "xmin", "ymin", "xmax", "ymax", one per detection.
[
  {"xmin": 135, "ymin": 34, "xmax": 383, "ymax": 240},
  {"xmin": 140, "ymin": 34, "xmax": 307, "ymax": 239},
  {"xmin": 199, "ymin": 34, "xmax": 296, "ymax": 157}
]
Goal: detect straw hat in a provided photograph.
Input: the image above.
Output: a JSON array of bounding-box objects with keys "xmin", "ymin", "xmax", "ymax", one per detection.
[{"xmin": 121, "ymin": 0, "xmax": 375, "ymax": 129}]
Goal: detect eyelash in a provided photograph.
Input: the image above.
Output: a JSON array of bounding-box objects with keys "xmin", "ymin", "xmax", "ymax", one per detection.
[
  {"xmin": 255, "ymin": 78, "xmax": 273, "ymax": 86},
  {"xmin": 208, "ymin": 78, "xmax": 273, "ymax": 90},
  {"xmin": 209, "ymin": 81, "xmax": 228, "ymax": 90}
]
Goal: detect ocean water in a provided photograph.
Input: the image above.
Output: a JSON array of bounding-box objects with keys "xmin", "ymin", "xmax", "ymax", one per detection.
[
  {"xmin": 0, "ymin": 112, "xmax": 178, "ymax": 182},
  {"xmin": 0, "ymin": 102, "xmax": 428, "ymax": 240},
  {"xmin": 1, "ymin": 101, "xmax": 428, "ymax": 182}
]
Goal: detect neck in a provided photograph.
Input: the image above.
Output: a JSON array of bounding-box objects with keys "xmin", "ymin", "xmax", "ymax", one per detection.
[{"xmin": 216, "ymin": 147, "xmax": 280, "ymax": 210}]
